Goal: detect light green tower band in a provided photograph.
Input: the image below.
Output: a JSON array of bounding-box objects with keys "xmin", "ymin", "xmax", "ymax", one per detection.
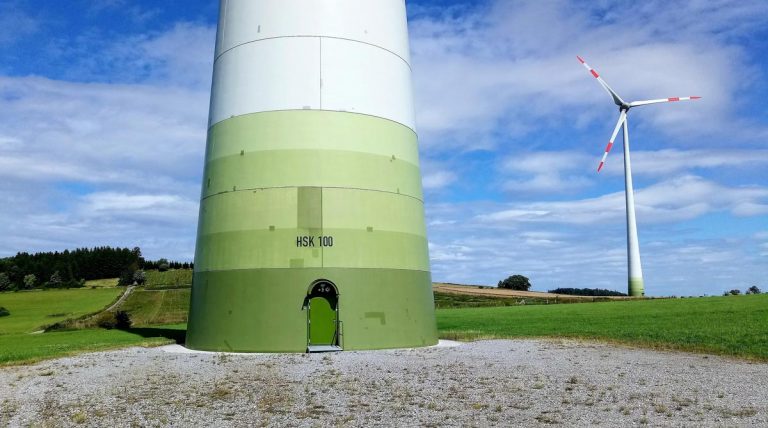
[{"xmin": 186, "ymin": 110, "xmax": 438, "ymax": 352}]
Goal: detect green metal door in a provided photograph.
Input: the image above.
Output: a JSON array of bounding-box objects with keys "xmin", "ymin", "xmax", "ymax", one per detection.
[{"xmin": 309, "ymin": 297, "xmax": 337, "ymax": 345}]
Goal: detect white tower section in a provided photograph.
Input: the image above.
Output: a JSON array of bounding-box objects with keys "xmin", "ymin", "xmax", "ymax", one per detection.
[{"xmin": 209, "ymin": 0, "xmax": 415, "ymax": 130}]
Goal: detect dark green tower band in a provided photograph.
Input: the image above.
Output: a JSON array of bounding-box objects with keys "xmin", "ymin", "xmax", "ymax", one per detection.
[{"xmin": 187, "ymin": 110, "xmax": 438, "ymax": 352}]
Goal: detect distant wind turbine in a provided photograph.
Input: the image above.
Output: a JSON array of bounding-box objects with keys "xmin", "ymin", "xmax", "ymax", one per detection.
[{"xmin": 577, "ymin": 55, "xmax": 700, "ymax": 297}]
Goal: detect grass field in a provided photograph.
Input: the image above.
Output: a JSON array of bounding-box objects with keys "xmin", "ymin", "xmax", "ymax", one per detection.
[
  {"xmin": 438, "ymin": 294, "xmax": 768, "ymax": 360},
  {"xmin": 144, "ymin": 269, "xmax": 192, "ymax": 289},
  {"xmin": 0, "ymin": 324, "xmax": 184, "ymax": 365},
  {"xmin": 84, "ymin": 278, "xmax": 119, "ymax": 288},
  {"xmin": 0, "ymin": 288, "xmax": 182, "ymax": 366},
  {"xmin": 0, "ymin": 288, "xmax": 123, "ymax": 334},
  {"xmin": 120, "ymin": 289, "xmax": 190, "ymax": 325},
  {"xmin": 2, "ymin": 287, "xmax": 766, "ymax": 365},
  {"xmin": 434, "ymin": 291, "xmax": 525, "ymax": 308}
]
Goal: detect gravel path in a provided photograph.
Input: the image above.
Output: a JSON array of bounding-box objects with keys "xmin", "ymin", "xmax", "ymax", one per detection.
[
  {"xmin": 104, "ymin": 286, "xmax": 135, "ymax": 312},
  {"xmin": 1, "ymin": 339, "xmax": 766, "ymax": 427}
]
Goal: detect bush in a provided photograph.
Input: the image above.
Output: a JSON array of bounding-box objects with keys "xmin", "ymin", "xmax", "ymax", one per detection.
[
  {"xmin": 95, "ymin": 312, "xmax": 118, "ymax": 329},
  {"xmin": 115, "ymin": 311, "xmax": 132, "ymax": 329},
  {"xmin": 498, "ymin": 275, "xmax": 532, "ymax": 291},
  {"xmin": 65, "ymin": 278, "xmax": 85, "ymax": 289},
  {"xmin": 95, "ymin": 311, "xmax": 132, "ymax": 330},
  {"xmin": 23, "ymin": 274, "xmax": 37, "ymax": 289},
  {"xmin": 0, "ymin": 307, "xmax": 10, "ymax": 317},
  {"xmin": 47, "ymin": 270, "xmax": 63, "ymax": 288}
]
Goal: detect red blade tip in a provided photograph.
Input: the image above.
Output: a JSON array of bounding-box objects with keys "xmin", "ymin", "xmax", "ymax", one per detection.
[
  {"xmin": 577, "ymin": 55, "xmax": 585, "ymax": 63},
  {"xmin": 597, "ymin": 162, "xmax": 604, "ymax": 172},
  {"xmin": 691, "ymin": 96, "xmax": 702, "ymax": 99}
]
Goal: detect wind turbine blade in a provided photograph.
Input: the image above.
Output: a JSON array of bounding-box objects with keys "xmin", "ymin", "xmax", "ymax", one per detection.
[
  {"xmin": 597, "ymin": 111, "xmax": 627, "ymax": 173},
  {"xmin": 577, "ymin": 55, "xmax": 626, "ymax": 107},
  {"xmin": 630, "ymin": 96, "xmax": 701, "ymax": 107}
]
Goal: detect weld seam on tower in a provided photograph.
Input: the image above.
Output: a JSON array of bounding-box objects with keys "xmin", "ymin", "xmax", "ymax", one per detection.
[
  {"xmin": 206, "ymin": 110, "xmax": 420, "ymax": 135},
  {"xmin": 201, "ymin": 186, "xmax": 425, "ymax": 203},
  {"xmin": 196, "ymin": 266, "xmax": 432, "ymax": 274},
  {"xmin": 214, "ymin": 35, "xmax": 412, "ymax": 70}
]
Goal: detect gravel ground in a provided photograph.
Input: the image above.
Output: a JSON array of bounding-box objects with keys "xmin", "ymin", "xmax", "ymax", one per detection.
[{"xmin": 1, "ymin": 339, "xmax": 766, "ymax": 427}]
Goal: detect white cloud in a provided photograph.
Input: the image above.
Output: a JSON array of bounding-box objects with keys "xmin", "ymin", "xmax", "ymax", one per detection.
[
  {"xmin": 118, "ymin": 23, "xmax": 216, "ymax": 89},
  {"xmin": 478, "ymin": 175, "xmax": 768, "ymax": 226},
  {"xmin": 0, "ymin": 75, "xmax": 207, "ymax": 192},
  {"xmin": 422, "ymin": 170, "xmax": 457, "ymax": 190},
  {"xmin": 604, "ymin": 149, "xmax": 768, "ymax": 177},
  {"xmin": 79, "ymin": 192, "xmax": 197, "ymax": 220},
  {"xmin": 501, "ymin": 151, "xmax": 594, "ymax": 193},
  {"xmin": 428, "ymin": 242, "xmax": 473, "ymax": 262}
]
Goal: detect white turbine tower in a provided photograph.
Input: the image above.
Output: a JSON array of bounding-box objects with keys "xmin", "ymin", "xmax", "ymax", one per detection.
[{"xmin": 577, "ymin": 55, "xmax": 700, "ymax": 297}]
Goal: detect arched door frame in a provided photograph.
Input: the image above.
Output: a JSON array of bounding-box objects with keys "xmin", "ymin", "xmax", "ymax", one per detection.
[{"xmin": 303, "ymin": 279, "xmax": 341, "ymax": 351}]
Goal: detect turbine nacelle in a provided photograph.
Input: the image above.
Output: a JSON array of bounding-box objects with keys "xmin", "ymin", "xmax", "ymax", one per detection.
[{"xmin": 577, "ymin": 55, "xmax": 701, "ymax": 172}]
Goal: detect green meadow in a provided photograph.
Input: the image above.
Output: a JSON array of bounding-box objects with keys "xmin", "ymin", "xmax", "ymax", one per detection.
[
  {"xmin": 0, "ymin": 287, "xmax": 183, "ymax": 365},
  {"xmin": 438, "ymin": 294, "xmax": 768, "ymax": 360},
  {"xmin": 119, "ymin": 288, "xmax": 190, "ymax": 325},
  {"xmin": 1, "ymin": 286, "xmax": 766, "ymax": 365},
  {"xmin": 0, "ymin": 325, "xmax": 183, "ymax": 365},
  {"xmin": 0, "ymin": 288, "xmax": 123, "ymax": 334}
]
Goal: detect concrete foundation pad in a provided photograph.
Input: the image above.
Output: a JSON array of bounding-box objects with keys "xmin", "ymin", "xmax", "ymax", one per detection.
[{"xmin": 159, "ymin": 339, "xmax": 461, "ymax": 355}]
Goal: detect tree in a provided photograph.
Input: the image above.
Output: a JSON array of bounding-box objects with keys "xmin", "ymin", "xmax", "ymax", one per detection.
[
  {"xmin": 48, "ymin": 271, "xmax": 63, "ymax": 288},
  {"xmin": 548, "ymin": 287, "xmax": 626, "ymax": 297},
  {"xmin": 23, "ymin": 274, "xmax": 37, "ymax": 290},
  {"xmin": 133, "ymin": 270, "xmax": 146, "ymax": 285},
  {"xmin": 498, "ymin": 274, "xmax": 532, "ymax": 291},
  {"xmin": 157, "ymin": 258, "xmax": 170, "ymax": 272},
  {"xmin": 0, "ymin": 273, "xmax": 10, "ymax": 291},
  {"xmin": 725, "ymin": 289, "xmax": 741, "ymax": 296},
  {"xmin": 117, "ymin": 269, "xmax": 134, "ymax": 286},
  {"xmin": 746, "ymin": 285, "xmax": 761, "ymax": 295}
]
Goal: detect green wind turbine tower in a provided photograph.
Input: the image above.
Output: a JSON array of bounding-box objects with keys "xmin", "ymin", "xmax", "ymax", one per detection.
[{"xmin": 186, "ymin": 0, "xmax": 438, "ymax": 352}]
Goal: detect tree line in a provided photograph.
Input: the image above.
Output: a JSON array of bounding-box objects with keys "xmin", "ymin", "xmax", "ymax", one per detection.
[
  {"xmin": 548, "ymin": 287, "xmax": 627, "ymax": 297},
  {"xmin": 0, "ymin": 247, "xmax": 192, "ymax": 291}
]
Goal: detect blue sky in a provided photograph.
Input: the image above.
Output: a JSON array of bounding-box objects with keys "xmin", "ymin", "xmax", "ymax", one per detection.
[{"xmin": 0, "ymin": 1, "xmax": 766, "ymax": 296}]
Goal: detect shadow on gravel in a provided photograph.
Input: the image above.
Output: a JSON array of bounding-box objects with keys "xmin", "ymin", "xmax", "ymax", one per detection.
[{"xmin": 128, "ymin": 327, "xmax": 186, "ymax": 344}]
